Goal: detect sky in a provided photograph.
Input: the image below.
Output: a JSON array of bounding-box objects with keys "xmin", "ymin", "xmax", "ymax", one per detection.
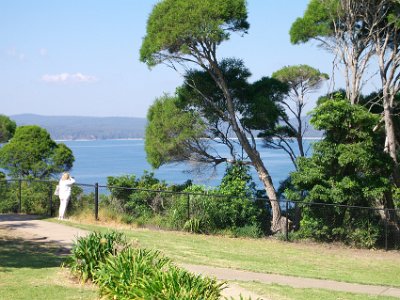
[{"xmin": 1, "ymin": 0, "xmax": 336, "ymax": 118}]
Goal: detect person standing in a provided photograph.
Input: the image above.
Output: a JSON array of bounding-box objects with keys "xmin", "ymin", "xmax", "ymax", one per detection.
[{"xmin": 58, "ymin": 172, "xmax": 75, "ymax": 220}]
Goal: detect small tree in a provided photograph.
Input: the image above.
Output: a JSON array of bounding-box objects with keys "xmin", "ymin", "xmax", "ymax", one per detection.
[
  {"xmin": 286, "ymin": 96, "xmax": 392, "ymax": 246},
  {"xmin": 270, "ymin": 65, "xmax": 329, "ymax": 167},
  {"xmin": 0, "ymin": 125, "xmax": 74, "ymax": 179}
]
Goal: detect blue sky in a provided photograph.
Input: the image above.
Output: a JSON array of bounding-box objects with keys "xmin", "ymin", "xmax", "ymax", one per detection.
[{"xmin": 1, "ymin": 0, "xmax": 334, "ymax": 118}]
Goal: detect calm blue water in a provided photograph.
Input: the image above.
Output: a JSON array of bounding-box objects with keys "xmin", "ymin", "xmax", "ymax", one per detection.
[{"xmin": 61, "ymin": 139, "xmax": 316, "ymax": 188}]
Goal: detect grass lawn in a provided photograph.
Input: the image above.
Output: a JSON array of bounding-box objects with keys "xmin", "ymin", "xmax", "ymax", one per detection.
[
  {"xmin": 57, "ymin": 219, "xmax": 400, "ymax": 288},
  {"xmin": 235, "ymin": 281, "xmax": 399, "ymax": 300},
  {"xmin": 0, "ymin": 228, "xmax": 97, "ymax": 300}
]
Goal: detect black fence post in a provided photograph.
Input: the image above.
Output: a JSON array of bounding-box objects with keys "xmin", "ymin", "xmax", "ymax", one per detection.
[
  {"xmin": 18, "ymin": 179, "xmax": 22, "ymax": 213},
  {"xmin": 385, "ymin": 208, "xmax": 388, "ymax": 251},
  {"xmin": 49, "ymin": 181, "xmax": 53, "ymax": 217},
  {"xmin": 286, "ymin": 200, "xmax": 289, "ymax": 241},
  {"xmin": 94, "ymin": 183, "xmax": 99, "ymax": 221},
  {"xmin": 187, "ymin": 193, "xmax": 190, "ymax": 220}
]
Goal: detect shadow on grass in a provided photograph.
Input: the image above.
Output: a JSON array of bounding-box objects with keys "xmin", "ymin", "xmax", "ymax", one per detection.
[{"xmin": 0, "ymin": 234, "xmax": 67, "ymax": 270}]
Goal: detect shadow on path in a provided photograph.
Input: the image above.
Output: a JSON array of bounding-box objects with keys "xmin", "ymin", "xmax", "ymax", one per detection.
[{"xmin": 0, "ymin": 233, "xmax": 67, "ymax": 270}]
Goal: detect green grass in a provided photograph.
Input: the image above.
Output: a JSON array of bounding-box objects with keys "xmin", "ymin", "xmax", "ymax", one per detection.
[
  {"xmin": 0, "ymin": 229, "xmax": 97, "ymax": 300},
  {"xmin": 56, "ymin": 219, "xmax": 400, "ymax": 288},
  {"xmin": 235, "ymin": 281, "xmax": 399, "ymax": 300}
]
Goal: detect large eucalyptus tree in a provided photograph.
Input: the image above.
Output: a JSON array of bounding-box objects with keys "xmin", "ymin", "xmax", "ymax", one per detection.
[{"xmin": 140, "ymin": 0, "xmax": 287, "ymax": 231}]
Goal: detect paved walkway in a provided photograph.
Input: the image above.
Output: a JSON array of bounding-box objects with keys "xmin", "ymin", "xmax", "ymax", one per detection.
[{"xmin": 1, "ymin": 214, "xmax": 400, "ymax": 299}]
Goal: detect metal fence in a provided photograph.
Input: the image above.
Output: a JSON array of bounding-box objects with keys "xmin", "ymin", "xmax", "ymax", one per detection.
[{"xmin": 1, "ymin": 179, "xmax": 399, "ymax": 250}]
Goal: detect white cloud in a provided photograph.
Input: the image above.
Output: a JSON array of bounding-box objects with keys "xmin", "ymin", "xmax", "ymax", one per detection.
[{"xmin": 41, "ymin": 72, "xmax": 98, "ymax": 83}]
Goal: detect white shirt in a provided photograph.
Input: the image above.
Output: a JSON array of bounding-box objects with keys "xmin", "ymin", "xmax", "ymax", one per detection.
[{"xmin": 58, "ymin": 177, "xmax": 75, "ymax": 199}]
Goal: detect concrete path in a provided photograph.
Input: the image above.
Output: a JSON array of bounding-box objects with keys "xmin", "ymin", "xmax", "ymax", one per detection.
[{"xmin": 1, "ymin": 214, "xmax": 400, "ymax": 299}]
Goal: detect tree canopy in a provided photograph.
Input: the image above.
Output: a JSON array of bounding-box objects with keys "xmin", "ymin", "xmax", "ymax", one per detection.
[
  {"xmin": 0, "ymin": 115, "xmax": 16, "ymax": 143},
  {"xmin": 145, "ymin": 94, "xmax": 207, "ymax": 168},
  {"xmin": 268, "ymin": 65, "xmax": 329, "ymax": 165},
  {"xmin": 289, "ymin": 0, "xmax": 338, "ymax": 45},
  {"xmin": 140, "ymin": 0, "xmax": 249, "ymax": 67},
  {"xmin": 0, "ymin": 125, "xmax": 74, "ymax": 179}
]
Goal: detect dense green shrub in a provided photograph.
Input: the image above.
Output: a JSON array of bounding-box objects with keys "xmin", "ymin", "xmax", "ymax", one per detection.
[
  {"xmin": 286, "ymin": 97, "xmax": 393, "ymax": 247},
  {"xmin": 216, "ymin": 164, "xmax": 269, "ymax": 232},
  {"xmin": 348, "ymin": 222, "xmax": 381, "ymax": 249},
  {"xmin": 107, "ymin": 171, "xmax": 175, "ymax": 217},
  {"xmin": 168, "ymin": 185, "xmax": 217, "ymax": 232},
  {"xmin": 231, "ymin": 224, "xmax": 263, "ymax": 238},
  {"xmin": 103, "ymin": 166, "xmax": 270, "ymax": 236},
  {"xmin": 0, "ymin": 180, "xmax": 18, "ymax": 213},
  {"xmin": 0, "ymin": 180, "xmax": 52, "ymax": 214},
  {"xmin": 67, "ymin": 231, "xmax": 126, "ymax": 282},
  {"xmin": 95, "ymin": 247, "xmax": 224, "ymax": 300}
]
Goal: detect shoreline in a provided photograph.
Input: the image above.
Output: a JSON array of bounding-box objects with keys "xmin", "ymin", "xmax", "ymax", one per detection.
[{"xmin": 56, "ymin": 137, "xmax": 323, "ymax": 142}]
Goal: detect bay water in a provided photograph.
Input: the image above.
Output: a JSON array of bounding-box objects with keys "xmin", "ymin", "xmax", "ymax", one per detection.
[{"xmin": 61, "ymin": 139, "xmax": 317, "ymax": 189}]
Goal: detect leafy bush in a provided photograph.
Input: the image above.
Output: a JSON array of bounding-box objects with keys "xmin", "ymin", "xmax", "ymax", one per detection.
[
  {"xmin": 167, "ymin": 185, "xmax": 215, "ymax": 232},
  {"xmin": 95, "ymin": 247, "xmax": 224, "ymax": 300},
  {"xmin": 0, "ymin": 181, "xmax": 18, "ymax": 213},
  {"xmin": 231, "ymin": 224, "xmax": 263, "ymax": 238},
  {"xmin": 67, "ymin": 231, "xmax": 126, "ymax": 282},
  {"xmin": 348, "ymin": 221, "xmax": 381, "ymax": 249},
  {"xmin": 183, "ymin": 217, "xmax": 202, "ymax": 233},
  {"xmin": 15, "ymin": 181, "xmax": 50, "ymax": 215},
  {"xmin": 216, "ymin": 164, "xmax": 269, "ymax": 232}
]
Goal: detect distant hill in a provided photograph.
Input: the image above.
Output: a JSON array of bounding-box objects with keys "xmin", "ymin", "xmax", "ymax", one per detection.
[
  {"xmin": 11, "ymin": 114, "xmax": 147, "ymax": 140},
  {"xmin": 10, "ymin": 113, "xmax": 322, "ymax": 141}
]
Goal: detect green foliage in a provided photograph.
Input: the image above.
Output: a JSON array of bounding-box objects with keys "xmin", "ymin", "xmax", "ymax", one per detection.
[
  {"xmin": 183, "ymin": 217, "xmax": 202, "ymax": 233},
  {"xmin": 272, "ymin": 64, "xmax": 329, "ymax": 93},
  {"xmin": 145, "ymin": 94, "xmax": 206, "ymax": 168},
  {"xmin": 68, "ymin": 231, "xmax": 224, "ymax": 299},
  {"xmin": 127, "ymin": 171, "xmax": 170, "ymax": 216},
  {"xmin": 168, "ymin": 185, "xmax": 216, "ymax": 232},
  {"xmin": 0, "ymin": 180, "xmax": 18, "ymax": 213},
  {"xmin": 178, "ymin": 60, "xmax": 287, "ymax": 140},
  {"xmin": 286, "ymin": 97, "xmax": 392, "ymax": 246},
  {"xmin": 103, "ymin": 167, "xmax": 269, "ymax": 235},
  {"xmin": 218, "ymin": 164, "xmax": 269, "ymax": 231},
  {"xmin": 67, "ymin": 231, "xmax": 126, "ymax": 282},
  {"xmin": 0, "ymin": 115, "xmax": 16, "ymax": 143},
  {"xmin": 231, "ymin": 224, "xmax": 263, "ymax": 238},
  {"xmin": 95, "ymin": 247, "xmax": 224, "ymax": 300},
  {"xmin": 140, "ymin": 0, "xmax": 249, "ymax": 66},
  {"xmin": 348, "ymin": 220, "xmax": 381, "ymax": 249},
  {"xmin": 0, "ymin": 180, "xmax": 61, "ymax": 215},
  {"xmin": 173, "ymin": 166, "xmax": 269, "ymax": 233},
  {"xmin": 167, "ymin": 165, "xmax": 270, "ymax": 234},
  {"xmin": 106, "ymin": 174, "xmax": 137, "ymax": 211},
  {"xmin": 0, "ymin": 125, "xmax": 74, "ymax": 179},
  {"xmin": 106, "ymin": 171, "xmax": 168, "ymax": 216},
  {"xmin": 19, "ymin": 181, "xmax": 50, "ymax": 214},
  {"xmin": 289, "ymin": 0, "xmax": 339, "ymax": 44}
]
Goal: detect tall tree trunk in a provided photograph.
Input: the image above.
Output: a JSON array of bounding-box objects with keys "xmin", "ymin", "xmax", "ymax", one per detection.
[
  {"xmin": 211, "ymin": 67, "xmax": 284, "ymax": 232},
  {"xmin": 383, "ymin": 97, "xmax": 400, "ymax": 187},
  {"xmin": 229, "ymin": 108, "xmax": 283, "ymax": 232}
]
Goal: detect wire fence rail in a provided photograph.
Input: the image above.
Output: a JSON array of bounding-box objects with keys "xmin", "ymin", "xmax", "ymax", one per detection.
[{"xmin": 0, "ymin": 179, "xmax": 399, "ymax": 250}]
